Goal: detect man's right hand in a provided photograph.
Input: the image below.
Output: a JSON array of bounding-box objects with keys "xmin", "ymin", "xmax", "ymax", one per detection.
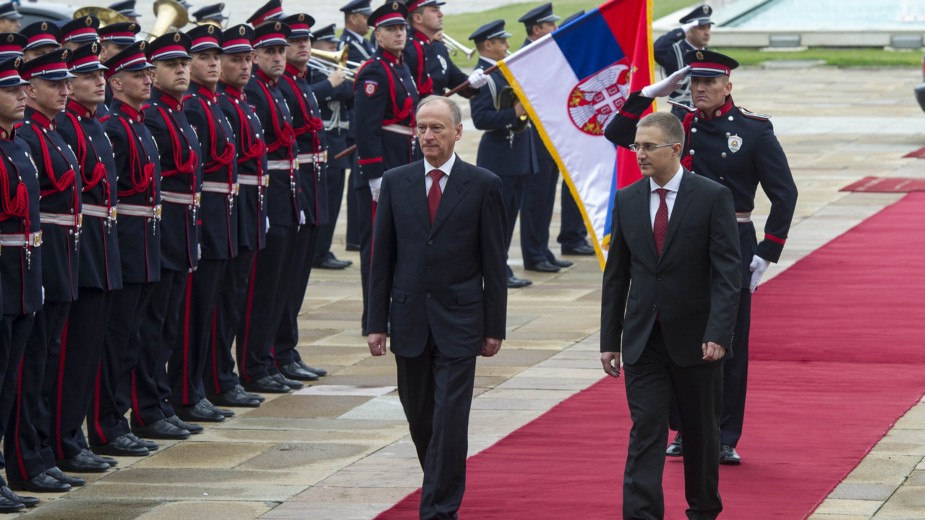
[
  {"xmin": 600, "ymin": 352, "xmax": 621, "ymax": 378},
  {"xmin": 368, "ymin": 333, "xmax": 387, "ymax": 356},
  {"xmin": 328, "ymin": 69, "xmax": 346, "ymax": 88},
  {"xmin": 641, "ymin": 66, "xmax": 690, "ymax": 99}
]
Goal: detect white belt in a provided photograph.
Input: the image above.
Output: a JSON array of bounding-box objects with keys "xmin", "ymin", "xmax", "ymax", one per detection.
[
  {"xmin": 117, "ymin": 203, "xmax": 162, "ymax": 219},
  {"xmin": 0, "ymin": 231, "xmax": 42, "ymax": 247},
  {"xmin": 83, "ymin": 204, "xmax": 117, "ymax": 221},
  {"xmin": 40, "ymin": 212, "xmax": 82, "ymax": 228},
  {"xmin": 238, "ymin": 174, "xmax": 269, "ymax": 187},
  {"xmin": 736, "ymin": 211, "xmax": 752, "ymax": 224},
  {"xmin": 267, "ymin": 159, "xmax": 296, "ymax": 170},
  {"xmin": 382, "ymin": 124, "xmax": 414, "ymax": 136},
  {"xmin": 297, "ymin": 151, "xmax": 328, "ymax": 164},
  {"xmin": 202, "ymin": 181, "xmax": 240, "ymax": 195},
  {"xmin": 161, "ymin": 191, "xmax": 201, "ymax": 206}
]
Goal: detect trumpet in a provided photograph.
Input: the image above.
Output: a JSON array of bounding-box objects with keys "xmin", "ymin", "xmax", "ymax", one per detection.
[
  {"xmin": 309, "ymin": 48, "xmax": 357, "ymax": 78},
  {"xmin": 148, "ymin": 0, "xmax": 190, "ymax": 41},
  {"xmin": 441, "ymin": 33, "xmax": 476, "ymax": 60},
  {"xmin": 73, "ymin": 6, "xmax": 132, "ymax": 27}
]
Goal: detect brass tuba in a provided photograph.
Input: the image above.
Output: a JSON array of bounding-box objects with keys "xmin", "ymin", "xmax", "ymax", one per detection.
[
  {"xmin": 72, "ymin": 6, "xmax": 132, "ymax": 27},
  {"xmin": 148, "ymin": 0, "xmax": 190, "ymax": 41}
]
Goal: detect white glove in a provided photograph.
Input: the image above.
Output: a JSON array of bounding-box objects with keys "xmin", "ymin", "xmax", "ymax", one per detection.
[
  {"xmin": 749, "ymin": 255, "xmax": 770, "ymax": 293},
  {"xmin": 299, "ymin": 210, "xmax": 306, "ymax": 226},
  {"xmin": 682, "ymin": 21, "xmax": 700, "ymax": 33},
  {"xmin": 368, "ymin": 178, "xmax": 382, "ymax": 202},
  {"xmin": 467, "ymin": 69, "xmax": 488, "ymax": 89},
  {"xmin": 641, "ymin": 65, "xmax": 690, "ymax": 99},
  {"xmin": 265, "ymin": 216, "xmax": 270, "ymax": 232}
]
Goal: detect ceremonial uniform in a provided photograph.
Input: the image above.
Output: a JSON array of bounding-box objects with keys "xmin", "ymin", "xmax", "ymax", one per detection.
[
  {"xmin": 653, "ymin": 5, "xmax": 714, "ymax": 120},
  {"xmin": 8, "ymin": 51, "xmax": 82, "ymax": 481},
  {"xmin": 48, "ymin": 44, "xmax": 127, "ymax": 469},
  {"xmin": 605, "ymin": 50, "xmax": 798, "ymax": 453},
  {"xmin": 353, "ymin": 2, "xmax": 419, "ymax": 332},
  {"xmin": 206, "ymin": 24, "xmax": 268, "ymax": 402}
]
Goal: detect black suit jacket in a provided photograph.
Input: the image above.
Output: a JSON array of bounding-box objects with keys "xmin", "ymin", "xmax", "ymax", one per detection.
[
  {"xmin": 600, "ymin": 170, "xmax": 741, "ymax": 367},
  {"xmin": 367, "ymin": 157, "xmax": 508, "ymax": 358}
]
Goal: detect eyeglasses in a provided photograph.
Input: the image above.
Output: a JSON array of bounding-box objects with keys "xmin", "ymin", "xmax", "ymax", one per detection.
[{"xmin": 628, "ymin": 142, "xmax": 678, "ymax": 153}]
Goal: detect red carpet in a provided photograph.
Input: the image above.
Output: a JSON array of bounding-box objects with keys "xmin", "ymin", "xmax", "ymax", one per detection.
[
  {"xmin": 840, "ymin": 176, "xmax": 925, "ymax": 192},
  {"xmin": 378, "ymin": 193, "xmax": 925, "ymax": 519},
  {"xmin": 903, "ymin": 145, "xmax": 925, "ymax": 158}
]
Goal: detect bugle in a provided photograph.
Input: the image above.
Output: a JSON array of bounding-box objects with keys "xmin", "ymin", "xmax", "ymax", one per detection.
[{"xmin": 441, "ymin": 33, "xmax": 476, "ymax": 60}]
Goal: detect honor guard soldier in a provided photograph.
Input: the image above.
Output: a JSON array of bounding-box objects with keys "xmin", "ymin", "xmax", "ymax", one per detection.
[
  {"xmin": 134, "ymin": 32, "xmax": 208, "ymax": 431},
  {"xmin": 309, "ymin": 23, "xmax": 353, "ymax": 271},
  {"xmin": 275, "ymin": 13, "xmax": 329, "ymax": 381},
  {"xmin": 170, "ymin": 24, "xmax": 240, "ymax": 422},
  {"xmin": 192, "ymin": 3, "xmax": 228, "ymax": 27},
  {"xmin": 469, "ymin": 20, "xmax": 537, "ymax": 289},
  {"xmin": 10, "ymin": 49, "xmax": 94, "ymax": 481},
  {"xmin": 236, "ymin": 20, "xmax": 303, "ymax": 394},
  {"xmin": 20, "ymin": 21, "xmax": 60, "ymax": 62},
  {"xmin": 59, "ymin": 15, "xmax": 100, "ymax": 51},
  {"xmin": 205, "ymin": 24, "xmax": 266, "ymax": 408},
  {"xmin": 246, "ymin": 0, "xmax": 284, "ymax": 27},
  {"xmin": 98, "ymin": 21, "xmax": 141, "ymax": 114},
  {"xmin": 654, "ymin": 4, "xmax": 713, "ymax": 120},
  {"xmin": 109, "ymin": 0, "xmax": 141, "ymax": 23},
  {"xmin": 0, "ymin": 56, "xmax": 46, "ymax": 513},
  {"xmin": 605, "ymin": 50, "xmax": 798, "ymax": 465},
  {"xmin": 353, "ymin": 1, "xmax": 419, "ymax": 334},
  {"xmin": 403, "ymin": 0, "xmax": 487, "ymax": 98},
  {"xmin": 0, "ymin": 33, "xmax": 25, "ymax": 60},
  {"xmin": 516, "ymin": 3, "xmax": 573, "ymax": 275},
  {"xmin": 0, "ymin": 2, "xmax": 21, "ymax": 33}
]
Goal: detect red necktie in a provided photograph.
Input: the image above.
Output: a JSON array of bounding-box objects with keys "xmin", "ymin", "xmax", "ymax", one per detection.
[
  {"xmin": 428, "ymin": 169, "xmax": 444, "ymax": 224},
  {"xmin": 654, "ymin": 188, "xmax": 669, "ymax": 256}
]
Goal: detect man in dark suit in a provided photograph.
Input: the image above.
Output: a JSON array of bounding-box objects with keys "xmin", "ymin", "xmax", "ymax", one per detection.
[
  {"xmin": 367, "ymin": 96, "xmax": 507, "ymax": 520},
  {"xmin": 600, "ymin": 112, "xmax": 741, "ymax": 519}
]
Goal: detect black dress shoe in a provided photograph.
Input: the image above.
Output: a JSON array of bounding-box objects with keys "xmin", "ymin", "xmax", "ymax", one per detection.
[
  {"xmin": 525, "ymin": 260, "xmax": 561, "ymax": 273},
  {"xmin": 45, "ymin": 467, "xmax": 84, "ymax": 487},
  {"xmin": 57, "ymin": 450, "xmax": 110, "ymax": 473},
  {"xmin": 202, "ymin": 398, "xmax": 235, "ymax": 417},
  {"xmin": 562, "ymin": 243, "xmax": 595, "ymax": 256},
  {"xmin": 210, "ymin": 386, "xmax": 262, "ymax": 408},
  {"xmin": 279, "ymin": 361, "xmax": 319, "ymax": 381},
  {"xmin": 551, "ymin": 257, "xmax": 573, "ymax": 268},
  {"xmin": 271, "ymin": 372, "xmax": 304, "ymax": 390},
  {"xmin": 132, "ymin": 419, "xmax": 192, "ymax": 440},
  {"xmin": 9, "ymin": 472, "xmax": 71, "ymax": 492},
  {"xmin": 0, "ymin": 492, "xmax": 24, "ymax": 513},
  {"xmin": 0, "ymin": 485, "xmax": 37, "ymax": 508},
  {"xmin": 314, "ymin": 257, "xmax": 352, "ymax": 269},
  {"xmin": 345, "ymin": 243, "xmax": 360, "ymax": 251},
  {"xmin": 295, "ymin": 360, "xmax": 327, "ymax": 377},
  {"xmin": 177, "ymin": 399, "xmax": 225, "ymax": 423},
  {"xmin": 719, "ymin": 445, "xmax": 741, "ymax": 465},
  {"xmin": 666, "ymin": 432, "xmax": 683, "ymax": 457},
  {"xmin": 507, "ymin": 275, "xmax": 533, "ymax": 288},
  {"xmin": 164, "ymin": 415, "xmax": 203, "ymax": 434},
  {"xmin": 236, "ymin": 384, "xmax": 265, "ymax": 402},
  {"xmin": 126, "ymin": 433, "xmax": 159, "ymax": 451},
  {"xmin": 92, "ymin": 434, "xmax": 150, "ymax": 457},
  {"xmin": 88, "ymin": 450, "xmax": 118, "ymax": 467},
  {"xmin": 243, "ymin": 375, "xmax": 291, "ymax": 394}
]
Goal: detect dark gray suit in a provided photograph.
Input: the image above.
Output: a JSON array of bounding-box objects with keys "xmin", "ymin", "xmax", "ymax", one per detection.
[
  {"xmin": 601, "ymin": 170, "xmax": 741, "ymax": 519},
  {"xmin": 368, "ymin": 156, "xmax": 508, "ymax": 519}
]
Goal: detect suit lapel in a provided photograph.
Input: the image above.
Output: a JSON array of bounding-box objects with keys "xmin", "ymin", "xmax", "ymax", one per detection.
[
  {"xmin": 429, "ymin": 158, "xmax": 469, "ymax": 237},
  {"xmin": 403, "ymin": 164, "xmax": 430, "ymax": 231},
  {"xmin": 660, "ymin": 170, "xmax": 694, "ymax": 259}
]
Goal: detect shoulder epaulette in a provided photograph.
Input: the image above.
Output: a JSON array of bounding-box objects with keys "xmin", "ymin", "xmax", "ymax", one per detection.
[
  {"xmin": 667, "ymin": 100, "xmax": 695, "ymax": 113},
  {"xmin": 739, "ymin": 106, "xmax": 771, "ymax": 120}
]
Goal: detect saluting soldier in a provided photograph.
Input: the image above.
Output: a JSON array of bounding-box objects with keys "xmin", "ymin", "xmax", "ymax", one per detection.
[
  {"xmin": 133, "ymin": 32, "xmax": 208, "ymax": 429},
  {"xmin": 235, "ymin": 20, "xmax": 303, "ymax": 394},
  {"xmin": 20, "ymin": 21, "xmax": 60, "ymax": 62},
  {"xmin": 654, "ymin": 4, "xmax": 713, "ymax": 120},
  {"xmin": 273, "ymin": 13, "xmax": 329, "ymax": 382},
  {"xmin": 604, "ymin": 50, "xmax": 798, "ymax": 465},
  {"xmin": 468, "ymin": 19, "xmax": 537, "ymax": 289},
  {"xmin": 10, "ymin": 49, "xmax": 94, "ymax": 480},
  {"xmin": 0, "ymin": 55, "xmax": 46, "ymax": 513},
  {"xmin": 353, "ymin": 1, "xmax": 419, "ymax": 334},
  {"xmin": 205, "ymin": 24, "xmax": 266, "ymax": 408},
  {"xmin": 170, "ymin": 24, "xmax": 239, "ymax": 421}
]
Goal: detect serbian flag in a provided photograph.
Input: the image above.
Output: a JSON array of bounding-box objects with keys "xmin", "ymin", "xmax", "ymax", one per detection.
[{"xmin": 498, "ymin": 0, "xmax": 654, "ymax": 268}]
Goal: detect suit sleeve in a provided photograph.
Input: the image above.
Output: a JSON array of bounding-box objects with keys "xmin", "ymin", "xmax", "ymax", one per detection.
[
  {"xmin": 600, "ymin": 189, "xmax": 631, "ymax": 353},
  {"xmin": 653, "ymin": 29, "xmax": 685, "ymax": 73},
  {"xmin": 366, "ymin": 170, "xmax": 397, "ymax": 333},
  {"xmin": 704, "ymin": 185, "xmax": 742, "ymax": 349},
  {"xmin": 469, "ymin": 74, "xmax": 520, "ymax": 131},
  {"xmin": 480, "ymin": 172, "xmax": 508, "ymax": 339},
  {"xmin": 353, "ymin": 64, "xmax": 388, "ymax": 180},
  {"xmin": 604, "ymin": 91, "xmax": 655, "ymax": 149},
  {"xmin": 754, "ymin": 122, "xmax": 798, "ymax": 263}
]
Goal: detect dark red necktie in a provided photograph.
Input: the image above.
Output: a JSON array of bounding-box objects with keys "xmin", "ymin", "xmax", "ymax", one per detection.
[
  {"xmin": 654, "ymin": 188, "xmax": 669, "ymax": 256},
  {"xmin": 428, "ymin": 169, "xmax": 445, "ymax": 224}
]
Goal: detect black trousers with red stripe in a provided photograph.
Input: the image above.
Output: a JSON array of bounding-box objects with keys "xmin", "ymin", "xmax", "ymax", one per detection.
[
  {"xmin": 46, "ymin": 292, "xmax": 111, "ymax": 462},
  {"xmin": 4, "ymin": 301, "xmax": 70, "ymax": 480},
  {"xmin": 235, "ymin": 225, "xmax": 298, "ymax": 383},
  {"xmin": 0, "ymin": 314, "xmax": 36, "ymax": 481},
  {"xmin": 88, "ymin": 283, "xmax": 155, "ymax": 445},
  {"xmin": 274, "ymin": 224, "xmax": 318, "ymax": 366},
  {"xmin": 132, "ymin": 269, "xmax": 187, "ymax": 426},
  {"xmin": 205, "ymin": 248, "xmax": 257, "ymax": 396},
  {"xmin": 168, "ymin": 259, "xmax": 227, "ymax": 408}
]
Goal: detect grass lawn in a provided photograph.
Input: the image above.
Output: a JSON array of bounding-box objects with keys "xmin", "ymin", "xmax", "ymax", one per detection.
[{"xmin": 715, "ymin": 47, "xmax": 923, "ymax": 68}]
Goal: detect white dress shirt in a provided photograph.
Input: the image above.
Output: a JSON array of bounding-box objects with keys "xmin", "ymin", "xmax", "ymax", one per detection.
[
  {"xmin": 424, "ymin": 153, "xmax": 455, "ymax": 195},
  {"xmin": 649, "ymin": 167, "xmax": 684, "ymax": 229}
]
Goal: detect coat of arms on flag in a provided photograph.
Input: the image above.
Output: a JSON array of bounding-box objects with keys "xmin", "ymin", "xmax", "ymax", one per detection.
[{"xmin": 568, "ymin": 62, "xmax": 631, "ymax": 135}]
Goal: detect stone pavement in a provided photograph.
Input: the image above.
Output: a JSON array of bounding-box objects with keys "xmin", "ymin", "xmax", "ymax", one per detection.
[{"xmin": 10, "ymin": 66, "xmax": 925, "ymax": 519}]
